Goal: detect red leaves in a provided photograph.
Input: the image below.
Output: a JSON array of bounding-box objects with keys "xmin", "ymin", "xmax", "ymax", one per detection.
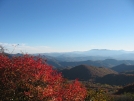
[{"xmin": 0, "ymin": 54, "xmax": 87, "ymax": 101}]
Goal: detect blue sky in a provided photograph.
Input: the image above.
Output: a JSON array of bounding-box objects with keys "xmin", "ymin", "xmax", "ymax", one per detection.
[{"xmin": 0, "ymin": 0, "xmax": 134, "ymax": 53}]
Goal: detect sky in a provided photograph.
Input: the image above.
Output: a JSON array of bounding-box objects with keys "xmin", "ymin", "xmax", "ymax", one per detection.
[{"xmin": 0, "ymin": 0, "xmax": 134, "ymax": 53}]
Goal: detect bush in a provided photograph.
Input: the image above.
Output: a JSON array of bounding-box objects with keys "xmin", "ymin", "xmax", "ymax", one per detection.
[
  {"xmin": 0, "ymin": 54, "xmax": 86, "ymax": 101},
  {"xmin": 85, "ymin": 87, "xmax": 112, "ymax": 101}
]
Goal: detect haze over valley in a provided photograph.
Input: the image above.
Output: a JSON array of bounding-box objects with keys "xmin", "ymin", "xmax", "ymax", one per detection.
[{"xmin": 8, "ymin": 49, "xmax": 134, "ymax": 86}]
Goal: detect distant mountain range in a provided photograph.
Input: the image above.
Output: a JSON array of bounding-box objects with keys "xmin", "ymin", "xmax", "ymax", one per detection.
[
  {"xmin": 38, "ymin": 49, "xmax": 134, "ymax": 61},
  {"xmin": 41, "ymin": 57, "xmax": 134, "ymax": 69},
  {"xmin": 10, "ymin": 50, "xmax": 134, "ymax": 69},
  {"xmin": 59, "ymin": 59, "xmax": 134, "ymax": 68},
  {"xmin": 32, "ymin": 49, "xmax": 134, "ymax": 69}
]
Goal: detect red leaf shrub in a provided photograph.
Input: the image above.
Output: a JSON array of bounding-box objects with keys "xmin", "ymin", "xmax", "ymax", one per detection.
[{"xmin": 0, "ymin": 54, "xmax": 87, "ymax": 101}]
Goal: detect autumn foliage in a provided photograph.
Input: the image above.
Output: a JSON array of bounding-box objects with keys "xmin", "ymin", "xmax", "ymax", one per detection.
[{"xmin": 0, "ymin": 54, "xmax": 86, "ymax": 101}]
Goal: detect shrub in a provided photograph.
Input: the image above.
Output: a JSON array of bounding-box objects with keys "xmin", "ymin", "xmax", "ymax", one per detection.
[
  {"xmin": 0, "ymin": 54, "xmax": 86, "ymax": 101},
  {"xmin": 85, "ymin": 87, "xmax": 112, "ymax": 101}
]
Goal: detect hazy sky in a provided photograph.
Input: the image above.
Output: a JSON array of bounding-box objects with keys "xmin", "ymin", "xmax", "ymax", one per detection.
[{"xmin": 0, "ymin": 0, "xmax": 134, "ymax": 53}]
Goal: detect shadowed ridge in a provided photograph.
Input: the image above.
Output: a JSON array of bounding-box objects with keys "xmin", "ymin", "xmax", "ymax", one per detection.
[
  {"xmin": 111, "ymin": 64, "xmax": 134, "ymax": 72},
  {"xmin": 60, "ymin": 64, "xmax": 117, "ymax": 81}
]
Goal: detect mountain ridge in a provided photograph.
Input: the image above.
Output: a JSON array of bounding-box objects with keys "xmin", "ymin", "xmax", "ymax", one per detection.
[
  {"xmin": 111, "ymin": 64, "xmax": 134, "ymax": 72},
  {"xmin": 34, "ymin": 49, "xmax": 134, "ymax": 61},
  {"xmin": 60, "ymin": 64, "xmax": 117, "ymax": 81}
]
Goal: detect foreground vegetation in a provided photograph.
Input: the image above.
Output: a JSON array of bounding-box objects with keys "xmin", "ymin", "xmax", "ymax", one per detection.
[
  {"xmin": 0, "ymin": 53, "xmax": 134, "ymax": 101},
  {"xmin": 0, "ymin": 54, "xmax": 86, "ymax": 101},
  {"xmin": 84, "ymin": 82, "xmax": 134, "ymax": 101}
]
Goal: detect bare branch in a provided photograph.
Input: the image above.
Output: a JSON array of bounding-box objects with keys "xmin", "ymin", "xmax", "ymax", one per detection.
[{"xmin": 0, "ymin": 45, "xmax": 5, "ymax": 53}]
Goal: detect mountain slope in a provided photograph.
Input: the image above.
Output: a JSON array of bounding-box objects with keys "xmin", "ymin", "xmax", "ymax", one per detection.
[
  {"xmin": 111, "ymin": 64, "xmax": 134, "ymax": 72},
  {"xmin": 96, "ymin": 74, "xmax": 134, "ymax": 86},
  {"xmin": 9, "ymin": 53, "xmax": 134, "ymax": 69},
  {"xmin": 116, "ymin": 83, "xmax": 134, "ymax": 94},
  {"xmin": 59, "ymin": 59, "xmax": 134, "ymax": 68},
  {"xmin": 40, "ymin": 55, "xmax": 63, "ymax": 68},
  {"xmin": 60, "ymin": 65, "xmax": 117, "ymax": 80}
]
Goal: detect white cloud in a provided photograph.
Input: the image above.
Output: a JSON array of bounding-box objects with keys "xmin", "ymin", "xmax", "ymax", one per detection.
[{"xmin": 0, "ymin": 42, "xmax": 53, "ymax": 54}]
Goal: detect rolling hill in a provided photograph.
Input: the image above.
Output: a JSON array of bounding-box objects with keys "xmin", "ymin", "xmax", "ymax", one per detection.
[
  {"xmin": 60, "ymin": 65, "xmax": 117, "ymax": 80},
  {"xmin": 96, "ymin": 74, "xmax": 134, "ymax": 86},
  {"xmin": 59, "ymin": 59, "xmax": 134, "ymax": 68},
  {"xmin": 111, "ymin": 64, "xmax": 134, "ymax": 72}
]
